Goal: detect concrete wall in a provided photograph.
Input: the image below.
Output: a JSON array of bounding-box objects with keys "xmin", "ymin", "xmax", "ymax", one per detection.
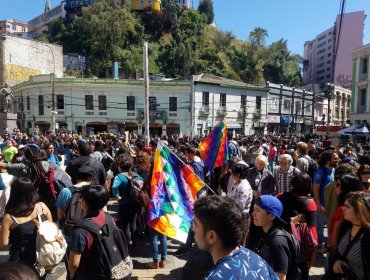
[{"xmin": 0, "ymin": 36, "xmax": 63, "ymax": 86}]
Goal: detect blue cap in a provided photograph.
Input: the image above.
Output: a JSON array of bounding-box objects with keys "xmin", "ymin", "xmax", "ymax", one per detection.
[{"xmin": 255, "ymin": 195, "xmax": 287, "ymax": 224}]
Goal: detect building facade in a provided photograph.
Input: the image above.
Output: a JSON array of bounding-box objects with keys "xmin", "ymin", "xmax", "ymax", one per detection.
[
  {"xmin": 351, "ymin": 43, "xmax": 370, "ymax": 125},
  {"xmin": 0, "ymin": 19, "xmax": 28, "ymax": 38},
  {"xmin": 10, "ymin": 73, "xmax": 268, "ymax": 136},
  {"xmin": 266, "ymin": 82, "xmax": 314, "ymax": 134},
  {"xmin": 0, "ymin": 36, "xmax": 63, "ymax": 87},
  {"xmin": 303, "ymin": 11, "xmax": 365, "ymax": 89},
  {"xmin": 192, "ymin": 74, "xmax": 268, "ymax": 136},
  {"xmin": 27, "ymin": 3, "xmax": 65, "ymax": 38},
  {"xmin": 131, "ymin": 0, "xmax": 161, "ymax": 11},
  {"xmin": 313, "ymin": 85, "xmax": 351, "ymax": 127}
]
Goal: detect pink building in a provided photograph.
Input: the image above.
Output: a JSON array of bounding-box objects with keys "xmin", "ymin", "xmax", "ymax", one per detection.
[{"xmin": 303, "ymin": 11, "xmax": 366, "ymax": 89}]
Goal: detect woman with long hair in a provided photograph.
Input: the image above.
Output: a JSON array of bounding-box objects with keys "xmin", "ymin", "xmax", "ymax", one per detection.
[
  {"xmin": 357, "ymin": 164, "xmax": 370, "ymax": 191},
  {"xmin": 0, "ymin": 144, "xmax": 63, "ymax": 221},
  {"xmin": 0, "ymin": 177, "xmax": 52, "ymax": 268},
  {"xmin": 331, "ymin": 192, "xmax": 370, "ymax": 279}
]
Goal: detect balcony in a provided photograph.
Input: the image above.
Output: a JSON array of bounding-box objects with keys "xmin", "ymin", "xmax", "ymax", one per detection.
[
  {"xmin": 137, "ymin": 109, "xmax": 166, "ymax": 120},
  {"xmin": 217, "ymin": 106, "xmax": 227, "ymax": 117},
  {"xmin": 357, "ymin": 105, "xmax": 366, "ymax": 113},
  {"xmin": 359, "ymin": 73, "xmax": 368, "ymax": 82},
  {"xmin": 253, "ymin": 108, "xmax": 262, "ymax": 119},
  {"xmin": 199, "ymin": 105, "xmax": 210, "ymax": 116}
]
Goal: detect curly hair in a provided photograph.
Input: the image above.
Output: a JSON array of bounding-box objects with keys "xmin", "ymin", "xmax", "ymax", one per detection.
[
  {"xmin": 194, "ymin": 195, "xmax": 244, "ymax": 249},
  {"xmin": 135, "ymin": 151, "xmax": 152, "ymax": 175}
]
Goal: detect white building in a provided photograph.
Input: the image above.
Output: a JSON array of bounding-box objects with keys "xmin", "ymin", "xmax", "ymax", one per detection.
[
  {"xmin": 314, "ymin": 85, "xmax": 351, "ymax": 127},
  {"xmin": 351, "ymin": 43, "xmax": 370, "ymax": 124},
  {"xmin": 11, "ymin": 73, "xmax": 268, "ymax": 136},
  {"xmin": 192, "ymin": 74, "xmax": 268, "ymax": 136}
]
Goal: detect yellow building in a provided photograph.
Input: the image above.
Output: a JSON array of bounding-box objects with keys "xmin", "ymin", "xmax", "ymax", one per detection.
[{"xmin": 131, "ymin": 0, "xmax": 161, "ymax": 12}]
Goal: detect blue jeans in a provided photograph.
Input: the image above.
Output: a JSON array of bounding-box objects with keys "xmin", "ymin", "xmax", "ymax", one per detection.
[
  {"xmin": 268, "ymin": 159, "xmax": 275, "ymax": 172},
  {"xmin": 317, "ymin": 211, "xmax": 326, "ymax": 246},
  {"xmin": 150, "ymin": 228, "xmax": 167, "ymax": 262}
]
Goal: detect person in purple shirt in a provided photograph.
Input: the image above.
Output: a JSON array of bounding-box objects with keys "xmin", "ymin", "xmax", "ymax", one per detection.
[{"xmin": 193, "ymin": 195, "xmax": 278, "ymax": 280}]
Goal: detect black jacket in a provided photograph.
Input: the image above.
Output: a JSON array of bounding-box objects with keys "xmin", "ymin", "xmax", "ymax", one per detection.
[
  {"xmin": 332, "ymin": 221, "xmax": 370, "ymax": 279},
  {"xmin": 247, "ymin": 167, "xmax": 275, "ymax": 195},
  {"xmin": 66, "ymin": 155, "xmax": 106, "ymax": 185}
]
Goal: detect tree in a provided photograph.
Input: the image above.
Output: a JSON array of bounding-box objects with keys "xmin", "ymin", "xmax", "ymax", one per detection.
[
  {"xmin": 249, "ymin": 27, "xmax": 268, "ymax": 46},
  {"xmin": 198, "ymin": 0, "xmax": 214, "ymax": 24}
]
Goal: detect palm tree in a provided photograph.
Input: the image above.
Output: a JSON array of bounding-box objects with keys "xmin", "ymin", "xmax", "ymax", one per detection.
[{"xmin": 249, "ymin": 27, "xmax": 268, "ymax": 46}]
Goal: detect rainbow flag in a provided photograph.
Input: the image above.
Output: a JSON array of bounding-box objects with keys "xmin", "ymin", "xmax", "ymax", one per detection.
[
  {"xmin": 148, "ymin": 140, "xmax": 205, "ymax": 243},
  {"xmin": 199, "ymin": 121, "xmax": 229, "ymax": 170}
]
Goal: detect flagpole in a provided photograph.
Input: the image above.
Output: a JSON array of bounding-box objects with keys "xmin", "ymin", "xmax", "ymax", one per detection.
[{"xmin": 157, "ymin": 140, "xmax": 216, "ymax": 195}]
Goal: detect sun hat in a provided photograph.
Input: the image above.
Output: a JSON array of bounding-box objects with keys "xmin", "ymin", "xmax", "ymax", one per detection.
[{"xmin": 255, "ymin": 195, "xmax": 287, "ymax": 224}]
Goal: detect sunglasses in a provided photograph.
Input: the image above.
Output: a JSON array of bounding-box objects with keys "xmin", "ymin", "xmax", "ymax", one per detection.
[{"xmin": 362, "ymin": 172, "xmax": 370, "ymax": 175}]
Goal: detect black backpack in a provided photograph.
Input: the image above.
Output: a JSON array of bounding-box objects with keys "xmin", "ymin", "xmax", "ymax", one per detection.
[
  {"xmin": 63, "ymin": 186, "xmax": 85, "ymax": 236},
  {"xmin": 303, "ymin": 155, "xmax": 318, "ymax": 178},
  {"xmin": 122, "ymin": 172, "xmax": 145, "ymax": 205},
  {"xmin": 274, "ymin": 229, "xmax": 301, "ymax": 280},
  {"xmin": 76, "ymin": 212, "xmax": 133, "ymax": 280}
]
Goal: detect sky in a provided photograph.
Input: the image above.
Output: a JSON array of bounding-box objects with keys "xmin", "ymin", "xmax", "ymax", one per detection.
[{"xmin": 1, "ymin": 0, "xmax": 370, "ymax": 55}]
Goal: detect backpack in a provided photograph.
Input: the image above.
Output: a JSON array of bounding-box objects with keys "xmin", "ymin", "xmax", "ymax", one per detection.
[
  {"xmin": 35, "ymin": 213, "xmax": 67, "ymax": 277},
  {"xmin": 40, "ymin": 168, "xmax": 73, "ymax": 202},
  {"xmin": 76, "ymin": 212, "xmax": 133, "ymax": 280},
  {"xmin": 274, "ymin": 229, "xmax": 301, "ymax": 280},
  {"xmin": 63, "ymin": 186, "xmax": 85, "ymax": 237},
  {"xmin": 303, "ymin": 155, "xmax": 318, "ymax": 178},
  {"xmin": 122, "ymin": 172, "xmax": 149, "ymax": 207},
  {"xmin": 288, "ymin": 214, "xmax": 318, "ymax": 263}
]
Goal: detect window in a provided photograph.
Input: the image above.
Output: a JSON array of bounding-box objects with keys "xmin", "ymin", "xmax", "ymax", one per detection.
[
  {"xmin": 283, "ymin": 99, "xmax": 290, "ymax": 110},
  {"xmin": 362, "ymin": 58, "xmax": 368, "ymax": 74},
  {"xmin": 169, "ymin": 97, "xmax": 177, "ymax": 111},
  {"xmin": 295, "ymin": 101, "xmax": 301, "ymax": 113},
  {"xmin": 256, "ymin": 96, "xmax": 261, "ymax": 109},
  {"xmin": 270, "ymin": 97, "xmax": 277, "ymax": 110},
  {"xmin": 305, "ymin": 102, "xmax": 312, "ymax": 113},
  {"xmin": 220, "ymin": 94, "xmax": 226, "ymax": 107},
  {"xmin": 360, "ymin": 89, "xmax": 366, "ymax": 106},
  {"xmin": 241, "ymin": 95, "xmax": 246, "ymax": 108},
  {"xmin": 27, "ymin": 96, "xmax": 30, "ymax": 110},
  {"xmin": 56, "ymin": 95, "xmax": 64, "ymax": 110},
  {"xmin": 12, "ymin": 24, "xmax": 16, "ymax": 31},
  {"xmin": 202, "ymin": 92, "xmax": 209, "ymax": 106},
  {"xmin": 38, "ymin": 95, "xmax": 44, "ymax": 115},
  {"xmin": 85, "ymin": 95, "xmax": 93, "ymax": 110},
  {"xmin": 149, "ymin": 96, "xmax": 156, "ymax": 111},
  {"xmin": 22, "ymin": 26, "xmax": 26, "ymax": 32},
  {"xmin": 127, "ymin": 96, "xmax": 135, "ymax": 111},
  {"xmin": 98, "ymin": 95, "xmax": 107, "ymax": 110}
]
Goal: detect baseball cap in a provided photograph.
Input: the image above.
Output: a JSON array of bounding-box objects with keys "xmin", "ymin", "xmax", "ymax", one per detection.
[
  {"xmin": 18, "ymin": 144, "xmax": 26, "ymax": 150},
  {"xmin": 255, "ymin": 195, "xmax": 287, "ymax": 224}
]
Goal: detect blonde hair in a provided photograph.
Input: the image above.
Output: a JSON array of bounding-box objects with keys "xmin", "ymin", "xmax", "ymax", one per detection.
[
  {"xmin": 256, "ymin": 155, "xmax": 268, "ymax": 167},
  {"xmin": 297, "ymin": 142, "xmax": 308, "ymax": 156}
]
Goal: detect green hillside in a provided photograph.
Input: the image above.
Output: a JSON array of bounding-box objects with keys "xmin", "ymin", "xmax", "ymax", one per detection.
[{"xmin": 49, "ymin": 0, "xmax": 302, "ymax": 86}]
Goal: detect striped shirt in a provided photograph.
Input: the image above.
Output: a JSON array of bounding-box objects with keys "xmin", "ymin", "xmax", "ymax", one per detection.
[{"xmin": 337, "ymin": 229, "xmax": 364, "ymax": 280}]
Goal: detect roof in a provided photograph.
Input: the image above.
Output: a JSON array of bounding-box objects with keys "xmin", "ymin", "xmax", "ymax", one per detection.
[{"xmin": 193, "ymin": 73, "xmax": 248, "ymax": 87}]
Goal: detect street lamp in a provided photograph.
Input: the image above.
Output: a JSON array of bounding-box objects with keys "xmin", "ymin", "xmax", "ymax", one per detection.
[{"xmin": 45, "ymin": 44, "xmax": 56, "ymax": 132}]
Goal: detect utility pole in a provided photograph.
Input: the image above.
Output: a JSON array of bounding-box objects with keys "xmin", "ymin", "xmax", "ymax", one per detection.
[
  {"xmin": 46, "ymin": 44, "xmax": 56, "ymax": 132},
  {"xmin": 143, "ymin": 42, "xmax": 150, "ymax": 146}
]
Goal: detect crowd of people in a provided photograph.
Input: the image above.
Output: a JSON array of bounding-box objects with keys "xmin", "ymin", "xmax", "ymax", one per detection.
[{"xmin": 0, "ymin": 127, "xmax": 369, "ymax": 279}]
